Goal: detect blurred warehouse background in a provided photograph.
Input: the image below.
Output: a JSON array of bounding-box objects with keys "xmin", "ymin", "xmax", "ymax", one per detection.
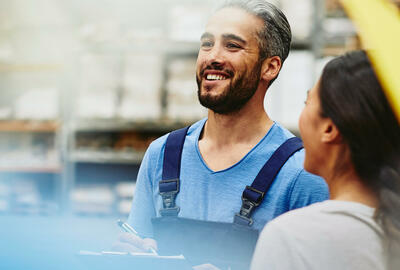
[
  {"xmin": 0, "ymin": 0, "xmax": 363, "ymax": 219},
  {"xmin": 0, "ymin": 1, "xmax": 377, "ymax": 265}
]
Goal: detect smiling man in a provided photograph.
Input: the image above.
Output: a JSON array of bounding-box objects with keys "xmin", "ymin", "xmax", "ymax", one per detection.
[{"xmin": 114, "ymin": 0, "xmax": 329, "ymax": 268}]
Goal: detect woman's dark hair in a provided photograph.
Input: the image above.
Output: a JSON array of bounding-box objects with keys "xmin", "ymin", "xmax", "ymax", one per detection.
[{"xmin": 319, "ymin": 50, "xmax": 400, "ymax": 269}]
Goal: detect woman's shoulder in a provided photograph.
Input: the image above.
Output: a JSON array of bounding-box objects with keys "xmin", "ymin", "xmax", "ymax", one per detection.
[
  {"xmin": 268, "ymin": 200, "xmax": 376, "ymax": 227},
  {"xmin": 261, "ymin": 200, "xmax": 382, "ymax": 241},
  {"xmin": 266, "ymin": 201, "xmax": 332, "ymax": 229},
  {"xmin": 253, "ymin": 201, "xmax": 386, "ymax": 270}
]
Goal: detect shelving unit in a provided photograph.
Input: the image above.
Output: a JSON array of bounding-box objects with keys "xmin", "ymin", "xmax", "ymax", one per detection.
[
  {"xmin": 69, "ymin": 150, "xmax": 144, "ymax": 164},
  {"xmin": 0, "ymin": 120, "xmax": 62, "ymax": 215},
  {"xmin": 0, "ymin": 120, "xmax": 59, "ymax": 132},
  {"xmin": 0, "ymin": 165, "xmax": 62, "ymax": 174},
  {"xmin": 66, "ymin": 120, "xmax": 195, "ymax": 215},
  {"xmin": 70, "ymin": 118, "xmax": 195, "ymax": 132},
  {"xmin": 317, "ymin": 0, "xmax": 360, "ymax": 58},
  {"xmin": 0, "ymin": 64, "xmax": 62, "ymax": 73}
]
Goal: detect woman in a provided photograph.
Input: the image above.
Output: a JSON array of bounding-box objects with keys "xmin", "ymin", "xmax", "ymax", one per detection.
[{"xmin": 251, "ymin": 51, "xmax": 400, "ymax": 270}]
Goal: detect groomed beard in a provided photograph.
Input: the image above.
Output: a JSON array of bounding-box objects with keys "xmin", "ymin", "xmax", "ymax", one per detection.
[{"xmin": 196, "ymin": 60, "xmax": 262, "ymax": 115}]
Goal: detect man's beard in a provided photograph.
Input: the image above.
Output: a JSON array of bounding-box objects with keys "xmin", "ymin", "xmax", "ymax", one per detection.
[{"xmin": 196, "ymin": 61, "xmax": 262, "ymax": 115}]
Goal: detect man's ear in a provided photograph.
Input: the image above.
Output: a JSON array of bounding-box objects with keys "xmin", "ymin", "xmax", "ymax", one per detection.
[
  {"xmin": 321, "ymin": 119, "xmax": 341, "ymax": 144},
  {"xmin": 261, "ymin": 56, "xmax": 281, "ymax": 82}
]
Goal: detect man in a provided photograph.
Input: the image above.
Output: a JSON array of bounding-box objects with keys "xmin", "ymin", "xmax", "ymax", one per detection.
[{"xmin": 114, "ymin": 0, "xmax": 328, "ymax": 264}]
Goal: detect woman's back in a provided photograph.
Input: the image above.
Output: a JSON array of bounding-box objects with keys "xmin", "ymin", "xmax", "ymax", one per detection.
[{"xmin": 251, "ymin": 200, "xmax": 386, "ymax": 270}]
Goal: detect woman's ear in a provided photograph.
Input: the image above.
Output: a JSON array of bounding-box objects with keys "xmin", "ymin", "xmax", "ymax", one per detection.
[
  {"xmin": 321, "ymin": 119, "xmax": 341, "ymax": 144},
  {"xmin": 261, "ymin": 56, "xmax": 281, "ymax": 82}
]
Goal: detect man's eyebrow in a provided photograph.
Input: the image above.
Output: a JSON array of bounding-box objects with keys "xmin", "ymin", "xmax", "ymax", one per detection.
[
  {"xmin": 200, "ymin": 32, "xmax": 214, "ymax": 40},
  {"xmin": 222, "ymin": 33, "xmax": 247, "ymax": 44}
]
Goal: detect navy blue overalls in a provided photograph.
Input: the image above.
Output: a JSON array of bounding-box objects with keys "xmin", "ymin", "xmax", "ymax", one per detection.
[{"xmin": 151, "ymin": 126, "xmax": 303, "ymax": 269}]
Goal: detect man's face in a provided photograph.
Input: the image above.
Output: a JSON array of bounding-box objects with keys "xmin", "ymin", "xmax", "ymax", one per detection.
[{"xmin": 196, "ymin": 7, "xmax": 264, "ymax": 114}]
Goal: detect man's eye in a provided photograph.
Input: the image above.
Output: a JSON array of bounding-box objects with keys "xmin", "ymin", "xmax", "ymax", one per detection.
[
  {"xmin": 201, "ymin": 41, "xmax": 213, "ymax": 47},
  {"xmin": 227, "ymin": 43, "xmax": 241, "ymax": 49}
]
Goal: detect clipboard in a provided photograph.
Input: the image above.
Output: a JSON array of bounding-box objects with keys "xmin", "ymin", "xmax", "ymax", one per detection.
[{"xmin": 77, "ymin": 250, "xmax": 192, "ymax": 270}]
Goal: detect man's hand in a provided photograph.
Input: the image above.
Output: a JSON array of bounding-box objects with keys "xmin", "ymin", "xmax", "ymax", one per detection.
[{"xmin": 112, "ymin": 232, "xmax": 158, "ymax": 253}]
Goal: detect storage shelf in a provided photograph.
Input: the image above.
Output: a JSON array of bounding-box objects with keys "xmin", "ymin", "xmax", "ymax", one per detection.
[
  {"xmin": 0, "ymin": 120, "xmax": 60, "ymax": 132},
  {"xmin": 0, "ymin": 165, "xmax": 62, "ymax": 173},
  {"xmin": 71, "ymin": 118, "xmax": 195, "ymax": 132},
  {"xmin": 80, "ymin": 40, "xmax": 200, "ymax": 56},
  {"xmin": 70, "ymin": 150, "xmax": 145, "ymax": 164},
  {"xmin": 291, "ymin": 38, "xmax": 312, "ymax": 50},
  {"xmin": 0, "ymin": 64, "xmax": 62, "ymax": 73}
]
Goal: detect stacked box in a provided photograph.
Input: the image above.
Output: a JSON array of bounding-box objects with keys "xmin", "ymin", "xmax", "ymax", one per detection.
[
  {"xmin": 118, "ymin": 53, "xmax": 162, "ymax": 120},
  {"xmin": 167, "ymin": 4, "xmax": 214, "ymax": 42},
  {"xmin": 166, "ymin": 58, "xmax": 206, "ymax": 120},
  {"xmin": 76, "ymin": 53, "xmax": 119, "ymax": 119},
  {"xmin": 281, "ymin": 0, "xmax": 312, "ymax": 41}
]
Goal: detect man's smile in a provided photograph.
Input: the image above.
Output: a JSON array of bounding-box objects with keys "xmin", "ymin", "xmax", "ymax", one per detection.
[
  {"xmin": 206, "ymin": 74, "xmax": 227, "ymax": 80},
  {"xmin": 202, "ymin": 70, "xmax": 231, "ymax": 86}
]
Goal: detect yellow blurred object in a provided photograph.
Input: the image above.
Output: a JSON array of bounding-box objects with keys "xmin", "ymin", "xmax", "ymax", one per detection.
[{"xmin": 341, "ymin": 0, "xmax": 400, "ymax": 122}]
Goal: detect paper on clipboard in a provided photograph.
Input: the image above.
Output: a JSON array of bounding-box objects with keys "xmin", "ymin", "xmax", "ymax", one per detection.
[
  {"xmin": 79, "ymin": 250, "xmax": 185, "ymax": 260},
  {"xmin": 77, "ymin": 250, "xmax": 189, "ymax": 270}
]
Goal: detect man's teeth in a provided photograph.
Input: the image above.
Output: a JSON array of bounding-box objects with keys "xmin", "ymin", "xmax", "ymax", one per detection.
[{"xmin": 206, "ymin": 74, "xmax": 226, "ymax": 80}]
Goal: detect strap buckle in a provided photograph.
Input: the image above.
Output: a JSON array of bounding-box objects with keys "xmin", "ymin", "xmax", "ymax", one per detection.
[
  {"xmin": 159, "ymin": 179, "xmax": 180, "ymax": 216},
  {"xmin": 243, "ymin": 185, "xmax": 265, "ymax": 206},
  {"xmin": 234, "ymin": 186, "xmax": 265, "ymax": 226},
  {"xmin": 160, "ymin": 189, "xmax": 179, "ymax": 208},
  {"xmin": 159, "ymin": 207, "xmax": 180, "ymax": 216},
  {"xmin": 234, "ymin": 198, "xmax": 257, "ymax": 226},
  {"xmin": 240, "ymin": 197, "xmax": 258, "ymax": 216}
]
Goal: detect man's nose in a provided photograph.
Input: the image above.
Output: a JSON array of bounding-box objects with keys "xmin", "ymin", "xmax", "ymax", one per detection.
[{"xmin": 206, "ymin": 44, "xmax": 225, "ymax": 67}]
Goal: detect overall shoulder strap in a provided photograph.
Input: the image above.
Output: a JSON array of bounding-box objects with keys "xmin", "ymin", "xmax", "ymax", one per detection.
[
  {"xmin": 234, "ymin": 137, "xmax": 304, "ymax": 226},
  {"xmin": 159, "ymin": 126, "xmax": 190, "ymax": 216}
]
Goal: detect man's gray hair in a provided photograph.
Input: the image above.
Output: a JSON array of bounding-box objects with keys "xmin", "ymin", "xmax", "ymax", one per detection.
[{"xmin": 219, "ymin": 0, "xmax": 292, "ymax": 64}]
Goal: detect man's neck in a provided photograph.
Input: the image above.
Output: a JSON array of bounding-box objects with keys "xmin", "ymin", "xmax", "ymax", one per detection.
[
  {"xmin": 202, "ymin": 99, "xmax": 273, "ymax": 148},
  {"xmin": 197, "ymin": 86, "xmax": 274, "ymax": 171},
  {"xmin": 198, "ymin": 105, "xmax": 273, "ymax": 172}
]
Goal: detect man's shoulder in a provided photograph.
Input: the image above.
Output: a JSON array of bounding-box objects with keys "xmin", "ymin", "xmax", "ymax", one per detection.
[
  {"xmin": 146, "ymin": 118, "xmax": 206, "ymax": 154},
  {"xmin": 268, "ymin": 123, "xmax": 329, "ymax": 202},
  {"xmin": 269, "ymin": 123, "xmax": 310, "ymax": 174},
  {"xmin": 268, "ymin": 122, "xmax": 297, "ymax": 143},
  {"xmin": 267, "ymin": 122, "xmax": 304, "ymax": 171},
  {"xmin": 146, "ymin": 133, "xmax": 168, "ymax": 156},
  {"xmin": 276, "ymin": 150, "xmax": 328, "ymax": 204}
]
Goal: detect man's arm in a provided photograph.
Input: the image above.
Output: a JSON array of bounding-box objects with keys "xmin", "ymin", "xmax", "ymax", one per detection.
[
  {"xmin": 126, "ymin": 146, "xmax": 158, "ymax": 238},
  {"xmin": 113, "ymin": 138, "xmax": 165, "ymax": 252}
]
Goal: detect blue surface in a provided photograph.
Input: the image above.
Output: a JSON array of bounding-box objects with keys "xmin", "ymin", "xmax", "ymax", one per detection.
[{"xmin": 0, "ymin": 214, "xmax": 120, "ymax": 270}]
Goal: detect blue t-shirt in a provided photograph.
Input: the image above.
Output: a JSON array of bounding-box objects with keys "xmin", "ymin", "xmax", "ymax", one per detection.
[{"xmin": 128, "ymin": 118, "xmax": 329, "ymax": 238}]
